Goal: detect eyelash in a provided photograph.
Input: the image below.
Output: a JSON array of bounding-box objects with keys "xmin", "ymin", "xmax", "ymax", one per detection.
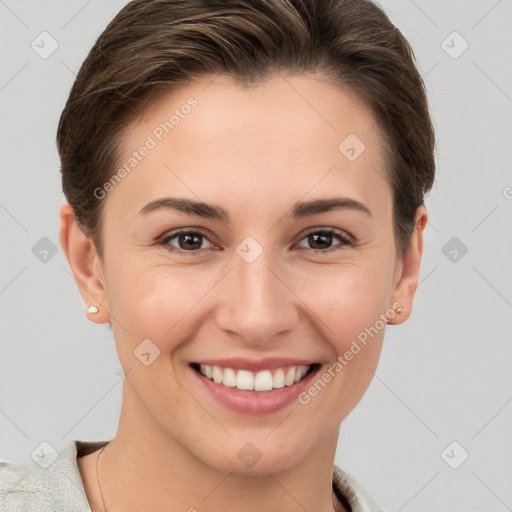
[{"xmin": 158, "ymin": 228, "xmax": 355, "ymax": 255}]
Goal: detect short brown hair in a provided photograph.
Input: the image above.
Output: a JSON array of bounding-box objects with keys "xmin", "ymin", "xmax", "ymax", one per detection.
[{"xmin": 57, "ymin": 0, "xmax": 435, "ymax": 260}]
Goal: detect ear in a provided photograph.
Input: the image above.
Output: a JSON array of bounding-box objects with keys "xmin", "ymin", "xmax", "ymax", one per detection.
[
  {"xmin": 59, "ymin": 203, "xmax": 111, "ymax": 324},
  {"xmin": 387, "ymin": 205, "xmax": 428, "ymax": 325}
]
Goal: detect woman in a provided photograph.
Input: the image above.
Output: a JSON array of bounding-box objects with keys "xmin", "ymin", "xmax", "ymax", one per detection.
[{"xmin": 0, "ymin": 0, "xmax": 434, "ymax": 510}]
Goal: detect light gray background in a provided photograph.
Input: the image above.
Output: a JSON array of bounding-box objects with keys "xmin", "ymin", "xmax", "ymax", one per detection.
[{"xmin": 1, "ymin": 1, "xmax": 511, "ymax": 511}]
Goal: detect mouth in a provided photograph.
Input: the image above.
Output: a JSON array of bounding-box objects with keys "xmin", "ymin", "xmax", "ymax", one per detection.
[{"xmin": 189, "ymin": 362, "xmax": 321, "ymax": 392}]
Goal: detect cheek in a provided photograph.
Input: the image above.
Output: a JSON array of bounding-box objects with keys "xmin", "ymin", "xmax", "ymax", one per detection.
[
  {"xmin": 297, "ymin": 255, "xmax": 394, "ymax": 342},
  {"xmin": 297, "ymin": 268, "xmax": 388, "ymax": 424},
  {"xmin": 108, "ymin": 263, "xmax": 221, "ymax": 359},
  {"xmin": 292, "ymin": 256, "xmax": 391, "ymax": 413}
]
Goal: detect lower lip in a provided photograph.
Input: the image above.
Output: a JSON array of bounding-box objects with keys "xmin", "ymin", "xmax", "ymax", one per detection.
[{"xmin": 191, "ymin": 365, "xmax": 320, "ymax": 415}]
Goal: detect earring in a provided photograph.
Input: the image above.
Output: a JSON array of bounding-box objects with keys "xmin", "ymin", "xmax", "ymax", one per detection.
[
  {"xmin": 387, "ymin": 303, "xmax": 403, "ymax": 324},
  {"xmin": 87, "ymin": 305, "xmax": 99, "ymax": 314}
]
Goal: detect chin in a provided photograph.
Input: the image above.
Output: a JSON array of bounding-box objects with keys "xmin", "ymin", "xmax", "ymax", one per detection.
[
  {"xmin": 206, "ymin": 452, "xmax": 302, "ymax": 477},
  {"xmin": 191, "ymin": 434, "xmax": 314, "ymax": 477}
]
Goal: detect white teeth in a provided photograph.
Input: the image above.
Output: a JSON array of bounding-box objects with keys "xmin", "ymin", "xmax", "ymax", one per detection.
[
  {"xmin": 197, "ymin": 364, "xmax": 311, "ymax": 391},
  {"xmin": 285, "ymin": 367, "xmax": 296, "ymax": 386},
  {"xmin": 223, "ymin": 368, "xmax": 237, "ymax": 387},
  {"xmin": 200, "ymin": 364, "xmax": 212, "ymax": 379},
  {"xmin": 236, "ymin": 370, "xmax": 254, "ymax": 390},
  {"xmin": 212, "ymin": 366, "xmax": 223, "ymax": 384},
  {"xmin": 273, "ymin": 369, "xmax": 285, "ymax": 389},
  {"xmin": 254, "ymin": 370, "xmax": 273, "ymax": 391}
]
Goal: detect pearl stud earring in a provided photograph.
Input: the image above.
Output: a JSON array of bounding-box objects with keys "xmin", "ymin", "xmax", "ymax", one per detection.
[{"xmin": 87, "ymin": 305, "xmax": 99, "ymax": 314}]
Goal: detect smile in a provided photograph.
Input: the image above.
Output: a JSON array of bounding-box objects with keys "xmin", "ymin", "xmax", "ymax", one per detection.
[
  {"xmin": 196, "ymin": 364, "xmax": 314, "ymax": 392},
  {"xmin": 189, "ymin": 360, "xmax": 322, "ymax": 414}
]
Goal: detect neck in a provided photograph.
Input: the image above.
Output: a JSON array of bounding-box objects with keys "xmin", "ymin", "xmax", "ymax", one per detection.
[{"xmin": 94, "ymin": 384, "xmax": 345, "ymax": 512}]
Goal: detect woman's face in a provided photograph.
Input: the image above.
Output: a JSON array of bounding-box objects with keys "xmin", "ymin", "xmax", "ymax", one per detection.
[{"xmin": 66, "ymin": 73, "xmax": 425, "ymax": 475}]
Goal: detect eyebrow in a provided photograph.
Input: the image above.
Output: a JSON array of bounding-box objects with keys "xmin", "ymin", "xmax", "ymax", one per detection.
[{"xmin": 138, "ymin": 196, "xmax": 372, "ymax": 221}]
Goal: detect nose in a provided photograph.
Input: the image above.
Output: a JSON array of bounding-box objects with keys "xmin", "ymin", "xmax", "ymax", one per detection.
[{"xmin": 214, "ymin": 243, "xmax": 300, "ymax": 346}]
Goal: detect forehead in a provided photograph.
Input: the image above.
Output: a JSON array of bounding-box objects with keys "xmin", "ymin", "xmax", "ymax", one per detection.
[{"xmin": 106, "ymin": 73, "xmax": 391, "ymax": 220}]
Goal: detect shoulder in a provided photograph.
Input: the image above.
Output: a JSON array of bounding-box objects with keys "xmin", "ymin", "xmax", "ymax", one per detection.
[
  {"xmin": 0, "ymin": 458, "xmax": 50, "ymax": 510},
  {"xmin": 333, "ymin": 464, "xmax": 388, "ymax": 512},
  {"xmin": 0, "ymin": 439, "xmax": 99, "ymax": 512}
]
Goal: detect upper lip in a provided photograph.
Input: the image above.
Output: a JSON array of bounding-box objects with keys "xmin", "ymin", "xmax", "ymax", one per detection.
[{"xmin": 192, "ymin": 357, "xmax": 316, "ymax": 372}]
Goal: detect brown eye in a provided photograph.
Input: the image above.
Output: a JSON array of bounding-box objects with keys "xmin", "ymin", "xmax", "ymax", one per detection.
[
  {"xmin": 161, "ymin": 230, "xmax": 212, "ymax": 252},
  {"xmin": 159, "ymin": 227, "xmax": 354, "ymax": 255},
  {"xmin": 296, "ymin": 229, "xmax": 353, "ymax": 252}
]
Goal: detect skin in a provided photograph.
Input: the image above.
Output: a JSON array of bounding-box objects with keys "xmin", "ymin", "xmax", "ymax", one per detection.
[{"xmin": 60, "ymin": 73, "xmax": 427, "ymax": 512}]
